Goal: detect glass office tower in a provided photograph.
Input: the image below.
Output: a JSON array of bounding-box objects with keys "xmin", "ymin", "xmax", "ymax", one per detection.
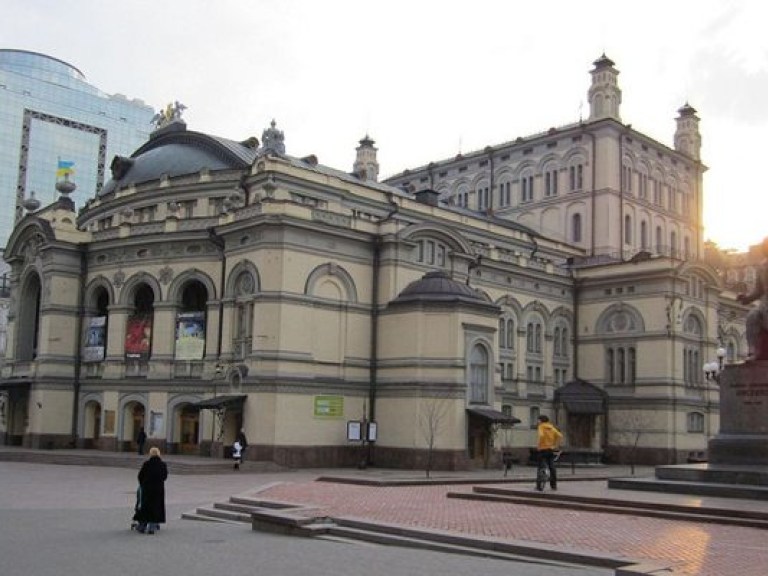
[{"xmin": 0, "ymin": 49, "xmax": 155, "ymax": 250}]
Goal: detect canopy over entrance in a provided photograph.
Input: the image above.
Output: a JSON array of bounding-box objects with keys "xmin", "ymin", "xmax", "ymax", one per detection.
[
  {"xmin": 192, "ymin": 395, "xmax": 246, "ymax": 410},
  {"xmin": 554, "ymin": 379, "xmax": 606, "ymax": 414},
  {"xmin": 467, "ymin": 407, "xmax": 522, "ymax": 425}
]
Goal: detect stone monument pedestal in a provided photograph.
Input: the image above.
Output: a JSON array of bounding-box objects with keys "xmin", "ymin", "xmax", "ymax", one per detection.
[
  {"xmin": 709, "ymin": 361, "xmax": 768, "ymax": 466},
  {"xmin": 609, "ymin": 362, "xmax": 768, "ymax": 499}
]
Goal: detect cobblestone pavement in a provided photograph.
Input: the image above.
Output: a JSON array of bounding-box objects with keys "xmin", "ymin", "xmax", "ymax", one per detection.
[{"xmin": 257, "ymin": 480, "xmax": 768, "ymax": 576}]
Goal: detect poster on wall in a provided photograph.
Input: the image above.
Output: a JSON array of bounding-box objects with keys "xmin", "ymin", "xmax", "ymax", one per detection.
[
  {"xmin": 83, "ymin": 316, "xmax": 106, "ymax": 362},
  {"xmin": 175, "ymin": 312, "xmax": 205, "ymax": 360},
  {"xmin": 125, "ymin": 314, "xmax": 152, "ymax": 359}
]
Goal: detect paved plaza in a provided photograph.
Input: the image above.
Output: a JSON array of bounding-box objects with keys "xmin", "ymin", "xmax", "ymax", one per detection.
[
  {"xmin": 1, "ymin": 454, "xmax": 766, "ymax": 575},
  {"xmin": 0, "ymin": 461, "xmax": 605, "ymax": 576}
]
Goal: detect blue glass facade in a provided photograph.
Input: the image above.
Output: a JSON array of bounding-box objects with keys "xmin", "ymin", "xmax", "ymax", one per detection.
[{"xmin": 0, "ymin": 49, "xmax": 155, "ymax": 250}]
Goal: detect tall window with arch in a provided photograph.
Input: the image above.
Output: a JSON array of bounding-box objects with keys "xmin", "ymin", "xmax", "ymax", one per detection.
[
  {"xmin": 499, "ymin": 316, "xmax": 515, "ymax": 350},
  {"xmin": 553, "ymin": 323, "xmax": 568, "ymax": 358},
  {"xmin": 233, "ymin": 270, "xmax": 256, "ymax": 360},
  {"xmin": 498, "ymin": 179, "xmax": 512, "ymax": 207},
  {"xmin": 469, "ymin": 343, "xmax": 489, "ymax": 404},
  {"xmin": 606, "ymin": 345, "xmax": 636, "ymax": 384},
  {"xmin": 17, "ymin": 271, "xmax": 42, "ymax": 361},
  {"xmin": 526, "ymin": 319, "xmax": 543, "ymax": 354},
  {"xmin": 476, "ymin": 180, "xmax": 490, "ymax": 211},
  {"xmin": 544, "ymin": 164, "xmax": 559, "ymax": 197},
  {"xmin": 572, "ymin": 213, "xmax": 582, "ymax": 243},
  {"xmin": 569, "ymin": 162, "xmax": 583, "ymax": 191},
  {"xmin": 624, "ymin": 215, "xmax": 632, "ymax": 245},
  {"xmin": 520, "ymin": 170, "xmax": 534, "ymax": 202}
]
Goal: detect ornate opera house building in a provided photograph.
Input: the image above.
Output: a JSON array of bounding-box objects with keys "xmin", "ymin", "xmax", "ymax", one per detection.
[{"xmin": 0, "ymin": 57, "xmax": 748, "ymax": 469}]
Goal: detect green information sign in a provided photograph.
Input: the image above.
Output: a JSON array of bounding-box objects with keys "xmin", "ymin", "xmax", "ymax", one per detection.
[{"xmin": 314, "ymin": 395, "xmax": 344, "ymax": 419}]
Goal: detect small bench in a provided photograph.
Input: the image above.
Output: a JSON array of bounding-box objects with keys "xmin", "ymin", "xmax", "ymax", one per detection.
[{"xmin": 686, "ymin": 451, "xmax": 707, "ymax": 463}]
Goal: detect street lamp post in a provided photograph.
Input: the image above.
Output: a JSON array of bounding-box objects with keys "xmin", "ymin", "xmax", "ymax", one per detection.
[
  {"xmin": 703, "ymin": 346, "xmax": 726, "ymax": 383},
  {"xmin": 702, "ymin": 346, "xmax": 725, "ymax": 439}
]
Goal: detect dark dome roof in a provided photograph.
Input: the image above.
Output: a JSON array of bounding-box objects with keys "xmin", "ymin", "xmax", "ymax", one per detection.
[
  {"xmin": 391, "ymin": 271, "xmax": 492, "ymax": 305},
  {"xmin": 99, "ymin": 125, "xmax": 255, "ymax": 196}
]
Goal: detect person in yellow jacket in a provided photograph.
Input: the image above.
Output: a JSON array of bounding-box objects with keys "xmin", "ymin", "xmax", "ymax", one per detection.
[{"xmin": 536, "ymin": 415, "xmax": 563, "ymax": 490}]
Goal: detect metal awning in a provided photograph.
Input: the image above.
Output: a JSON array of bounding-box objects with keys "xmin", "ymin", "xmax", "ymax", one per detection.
[
  {"xmin": 467, "ymin": 407, "xmax": 522, "ymax": 425},
  {"xmin": 192, "ymin": 395, "xmax": 247, "ymax": 410},
  {"xmin": 562, "ymin": 399, "xmax": 604, "ymax": 414},
  {"xmin": 554, "ymin": 378, "xmax": 606, "ymax": 415}
]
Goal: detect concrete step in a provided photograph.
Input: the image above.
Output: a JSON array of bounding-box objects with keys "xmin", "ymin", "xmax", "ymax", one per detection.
[
  {"xmin": 187, "ymin": 505, "xmax": 253, "ymax": 523},
  {"xmin": 182, "ymin": 494, "xmax": 307, "ymax": 526}
]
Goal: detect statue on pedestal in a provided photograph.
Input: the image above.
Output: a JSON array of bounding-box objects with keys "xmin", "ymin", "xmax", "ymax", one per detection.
[{"xmin": 737, "ymin": 237, "xmax": 768, "ymax": 361}]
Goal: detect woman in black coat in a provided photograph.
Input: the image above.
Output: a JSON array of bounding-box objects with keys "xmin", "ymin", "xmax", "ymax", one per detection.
[{"xmin": 135, "ymin": 446, "xmax": 168, "ymax": 534}]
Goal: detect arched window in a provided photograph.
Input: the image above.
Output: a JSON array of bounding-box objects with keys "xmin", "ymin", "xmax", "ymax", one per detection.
[
  {"xmin": 572, "ymin": 214, "xmax": 582, "ymax": 243},
  {"xmin": 670, "ymin": 231, "xmax": 678, "ymax": 258},
  {"xmin": 640, "ymin": 221, "xmax": 648, "ymax": 250},
  {"xmin": 469, "ymin": 344, "xmax": 489, "ymax": 404},
  {"xmin": 499, "ymin": 317, "xmax": 516, "ymax": 350},
  {"xmin": 544, "ymin": 163, "xmax": 559, "ymax": 197},
  {"xmin": 655, "ymin": 226, "xmax": 663, "ymax": 253},
  {"xmin": 624, "ymin": 215, "xmax": 632, "ymax": 244},
  {"xmin": 17, "ymin": 272, "xmax": 42, "ymax": 361},
  {"xmin": 687, "ymin": 412, "xmax": 705, "ymax": 433},
  {"xmin": 569, "ymin": 162, "xmax": 584, "ymax": 191},
  {"xmin": 233, "ymin": 271, "xmax": 256, "ymax": 360},
  {"xmin": 553, "ymin": 324, "xmax": 568, "ymax": 358},
  {"xmin": 520, "ymin": 170, "xmax": 534, "ymax": 202}
]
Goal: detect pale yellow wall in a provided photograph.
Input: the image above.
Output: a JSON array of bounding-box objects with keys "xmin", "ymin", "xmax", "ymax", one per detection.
[{"xmin": 28, "ymin": 389, "xmax": 73, "ymax": 434}]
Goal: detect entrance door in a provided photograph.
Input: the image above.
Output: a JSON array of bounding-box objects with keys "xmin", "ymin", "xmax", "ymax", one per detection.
[
  {"xmin": 179, "ymin": 405, "xmax": 199, "ymax": 455},
  {"xmin": 467, "ymin": 417, "xmax": 489, "ymax": 467},
  {"xmin": 567, "ymin": 413, "xmax": 595, "ymax": 449}
]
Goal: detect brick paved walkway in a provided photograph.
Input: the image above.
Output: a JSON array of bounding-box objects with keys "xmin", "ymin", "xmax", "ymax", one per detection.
[{"xmin": 257, "ymin": 481, "xmax": 767, "ymax": 576}]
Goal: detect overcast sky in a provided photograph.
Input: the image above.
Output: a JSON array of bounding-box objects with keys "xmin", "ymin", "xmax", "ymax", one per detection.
[{"xmin": 3, "ymin": 0, "xmax": 766, "ymax": 251}]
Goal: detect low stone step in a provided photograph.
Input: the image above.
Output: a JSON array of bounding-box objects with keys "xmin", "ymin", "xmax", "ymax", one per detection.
[
  {"xmin": 450, "ymin": 489, "xmax": 768, "ymax": 529},
  {"xmin": 190, "ymin": 505, "xmax": 252, "ymax": 523},
  {"xmin": 229, "ymin": 496, "xmax": 298, "ymax": 510},
  {"xmin": 608, "ymin": 476, "xmax": 768, "ymax": 501}
]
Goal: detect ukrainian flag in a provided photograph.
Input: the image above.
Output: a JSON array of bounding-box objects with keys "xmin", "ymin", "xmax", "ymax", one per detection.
[{"xmin": 56, "ymin": 160, "xmax": 75, "ymax": 178}]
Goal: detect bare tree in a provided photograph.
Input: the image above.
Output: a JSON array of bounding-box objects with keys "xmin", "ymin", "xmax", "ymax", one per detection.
[
  {"xmin": 609, "ymin": 411, "xmax": 653, "ymax": 475},
  {"xmin": 419, "ymin": 396, "xmax": 450, "ymax": 478}
]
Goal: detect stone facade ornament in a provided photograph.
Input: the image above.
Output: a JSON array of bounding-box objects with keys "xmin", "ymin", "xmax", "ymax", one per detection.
[
  {"xmin": 113, "ymin": 270, "xmax": 125, "ymax": 288},
  {"xmin": 159, "ymin": 266, "xmax": 174, "ymax": 285}
]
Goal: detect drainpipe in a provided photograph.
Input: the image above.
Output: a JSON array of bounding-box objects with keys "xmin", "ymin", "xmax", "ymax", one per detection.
[
  {"xmin": 367, "ymin": 236, "xmax": 381, "ymax": 465},
  {"xmin": 585, "ymin": 126, "xmax": 597, "ymax": 257},
  {"xmin": 70, "ymin": 244, "xmax": 87, "ymax": 446},
  {"xmin": 366, "ymin": 195, "xmax": 400, "ymax": 464}
]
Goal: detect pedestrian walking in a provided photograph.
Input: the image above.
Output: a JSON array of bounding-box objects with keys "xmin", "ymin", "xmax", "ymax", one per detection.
[
  {"xmin": 236, "ymin": 428, "xmax": 248, "ymax": 462},
  {"xmin": 232, "ymin": 440, "xmax": 243, "ymax": 470},
  {"xmin": 136, "ymin": 427, "xmax": 147, "ymax": 456},
  {"xmin": 134, "ymin": 446, "xmax": 168, "ymax": 534}
]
